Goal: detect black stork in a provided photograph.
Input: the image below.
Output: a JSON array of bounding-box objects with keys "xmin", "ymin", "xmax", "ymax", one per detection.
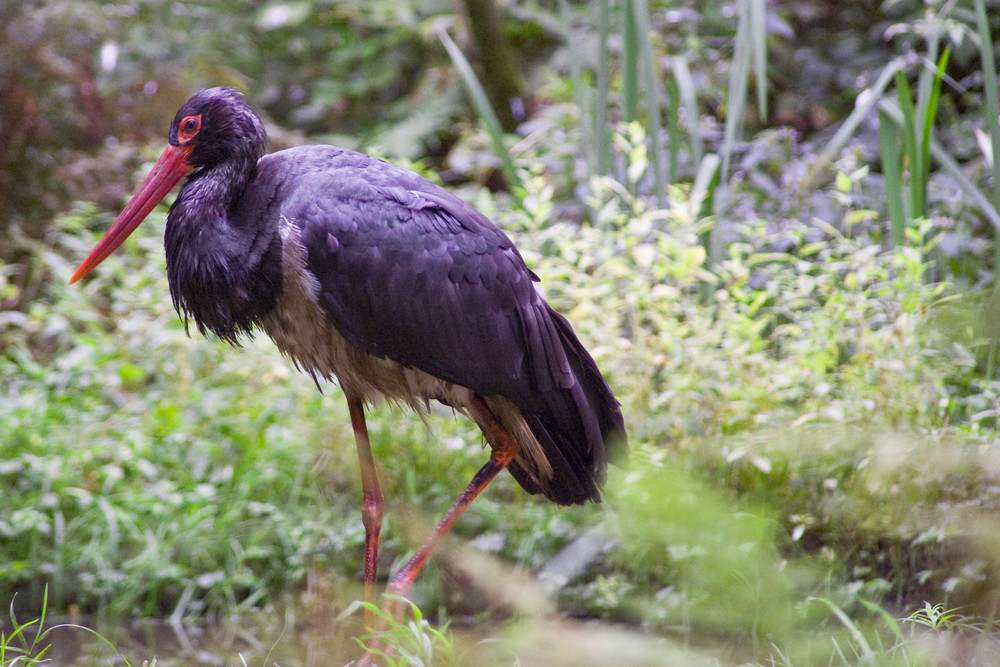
[{"xmin": 71, "ymin": 87, "xmax": 627, "ymax": 612}]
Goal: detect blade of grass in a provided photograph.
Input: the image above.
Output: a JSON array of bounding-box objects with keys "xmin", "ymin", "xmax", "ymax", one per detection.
[
  {"xmin": 694, "ymin": 152, "xmax": 721, "ymax": 301},
  {"xmin": 974, "ymin": 0, "xmax": 1000, "ymax": 217},
  {"xmin": 895, "ymin": 70, "xmax": 920, "ymax": 219},
  {"xmin": 809, "ymin": 597, "xmax": 874, "ymax": 660},
  {"xmin": 436, "ymin": 25, "xmax": 523, "ymax": 192},
  {"xmin": 749, "ymin": 0, "xmax": 768, "ymax": 120},
  {"xmin": 558, "ymin": 0, "xmax": 593, "ymax": 176},
  {"xmin": 595, "ymin": 0, "xmax": 611, "ymax": 177},
  {"xmin": 666, "ymin": 73, "xmax": 680, "ymax": 183},
  {"xmin": 858, "ymin": 598, "xmax": 905, "ymax": 642},
  {"xmin": 632, "ymin": 0, "xmax": 665, "ymax": 203},
  {"xmin": 672, "ymin": 55, "xmax": 703, "ymax": 168},
  {"xmin": 912, "ymin": 26, "xmax": 941, "ymax": 219},
  {"xmin": 691, "ymin": 152, "xmax": 721, "ymax": 222},
  {"xmin": 713, "ymin": 0, "xmax": 760, "ymax": 262},
  {"xmin": 916, "ymin": 45, "xmax": 951, "ymax": 217},
  {"xmin": 711, "ymin": 0, "xmax": 748, "ymax": 264},
  {"xmin": 878, "ymin": 106, "xmax": 906, "ymax": 246},
  {"xmin": 910, "ymin": 30, "xmax": 950, "ymax": 223},
  {"xmin": 974, "ymin": 0, "xmax": 1000, "ymax": 375},
  {"xmin": 718, "ymin": 0, "xmax": 752, "ymax": 187},
  {"xmin": 623, "ymin": 0, "xmax": 639, "ymax": 123}
]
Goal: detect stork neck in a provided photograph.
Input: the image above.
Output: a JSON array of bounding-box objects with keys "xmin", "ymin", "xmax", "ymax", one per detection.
[
  {"xmin": 164, "ymin": 155, "xmax": 282, "ymax": 345},
  {"xmin": 185, "ymin": 157, "xmax": 257, "ymax": 218}
]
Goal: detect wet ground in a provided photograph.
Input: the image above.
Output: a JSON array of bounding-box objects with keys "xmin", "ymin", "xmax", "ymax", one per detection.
[
  {"xmin": 37, "ymin": 609, "xmax": 685, "ymax": 666},
  {"xmin": 44, "ymin": 611, "xmax": 366, "ymax": 666}
]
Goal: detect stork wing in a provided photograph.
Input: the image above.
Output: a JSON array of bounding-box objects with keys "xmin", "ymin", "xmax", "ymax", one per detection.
[{"xmin": 279, "ymin": 149, "xmax": 571, "ymax": 404}]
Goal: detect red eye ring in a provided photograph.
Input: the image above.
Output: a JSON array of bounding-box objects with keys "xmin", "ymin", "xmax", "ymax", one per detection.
[{"xmin": 177, "ymin": 114, "xmax": 202, "ymax": 143}]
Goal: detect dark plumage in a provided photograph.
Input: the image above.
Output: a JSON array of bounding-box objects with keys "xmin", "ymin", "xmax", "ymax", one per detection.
[{"xmin": 72, "ymin": 86, "xmax": 627, "ymax": 607}]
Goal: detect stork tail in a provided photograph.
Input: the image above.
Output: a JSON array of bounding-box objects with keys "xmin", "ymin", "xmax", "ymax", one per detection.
[{"xmin": 507, "ymin": 307, "xmax": 627, "ymax": 505}]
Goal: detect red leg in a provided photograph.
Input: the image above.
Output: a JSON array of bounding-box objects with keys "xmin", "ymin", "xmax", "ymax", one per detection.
[
  {"xmin": 385, "ymin": 393, "xmax": 519, "ymax": 604},
  {"xmin": 358, "ymin": 394, "xmax": 520, "ymax": 664},
  {"xmin": 346, "ymin": 390, "xmax": 383, "ymax": 621}
]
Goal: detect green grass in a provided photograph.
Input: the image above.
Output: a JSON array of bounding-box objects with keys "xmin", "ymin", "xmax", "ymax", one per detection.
[
  {"xmin": 350, "ymin": 597, "xmax": 459, "ymax": 667},
  {"xmin": 4, "ymin": 122, "xmax": 1000, "ymax": 663},
  {"xmin": 1, "ymin": 587, "xmax": 156, "ymax": 667}
]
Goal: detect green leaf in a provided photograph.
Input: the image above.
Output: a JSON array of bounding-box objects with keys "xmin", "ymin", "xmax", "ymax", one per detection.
[{"xmin": 878, "ymin": 106, "xmax": 906, "ymax": 247}]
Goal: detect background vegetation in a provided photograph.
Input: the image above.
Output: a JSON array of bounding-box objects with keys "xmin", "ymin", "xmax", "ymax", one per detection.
[{"xmin": 4, "ymin": 0, "xmax": 1000, "ymax": 664}]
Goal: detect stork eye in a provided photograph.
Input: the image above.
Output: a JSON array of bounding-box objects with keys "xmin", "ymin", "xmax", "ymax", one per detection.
[{"xmin": 177, "ymin": 114, "xmax": 202, "ymax": 142}]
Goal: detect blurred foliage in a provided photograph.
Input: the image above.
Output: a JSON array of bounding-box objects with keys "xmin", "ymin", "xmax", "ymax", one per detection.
[
  {"xmin": 1, "ymin": 0, "xmax": 450, "ymax": 235},
  {"xmin": 4, "ymin": 0, "xmax": 1000, "ymax": 664},
  {"xmin": 4, "ymin": 0, "xmax": 1000, "ymax": 274}
]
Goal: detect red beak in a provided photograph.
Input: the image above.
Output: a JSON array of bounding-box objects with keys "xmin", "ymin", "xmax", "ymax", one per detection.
[{"xmin": 70, "ymin": 143, "xmax": 194, "ymax": 284}]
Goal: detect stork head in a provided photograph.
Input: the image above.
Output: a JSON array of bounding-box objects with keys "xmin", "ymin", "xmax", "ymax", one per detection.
[
  {"xmin": 70, "ymin": 87, "xmax": 266, "ymax": 284},
  {"xmin": 169, "ymin": 87, "xmax": 266, "ymax": 172}
]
